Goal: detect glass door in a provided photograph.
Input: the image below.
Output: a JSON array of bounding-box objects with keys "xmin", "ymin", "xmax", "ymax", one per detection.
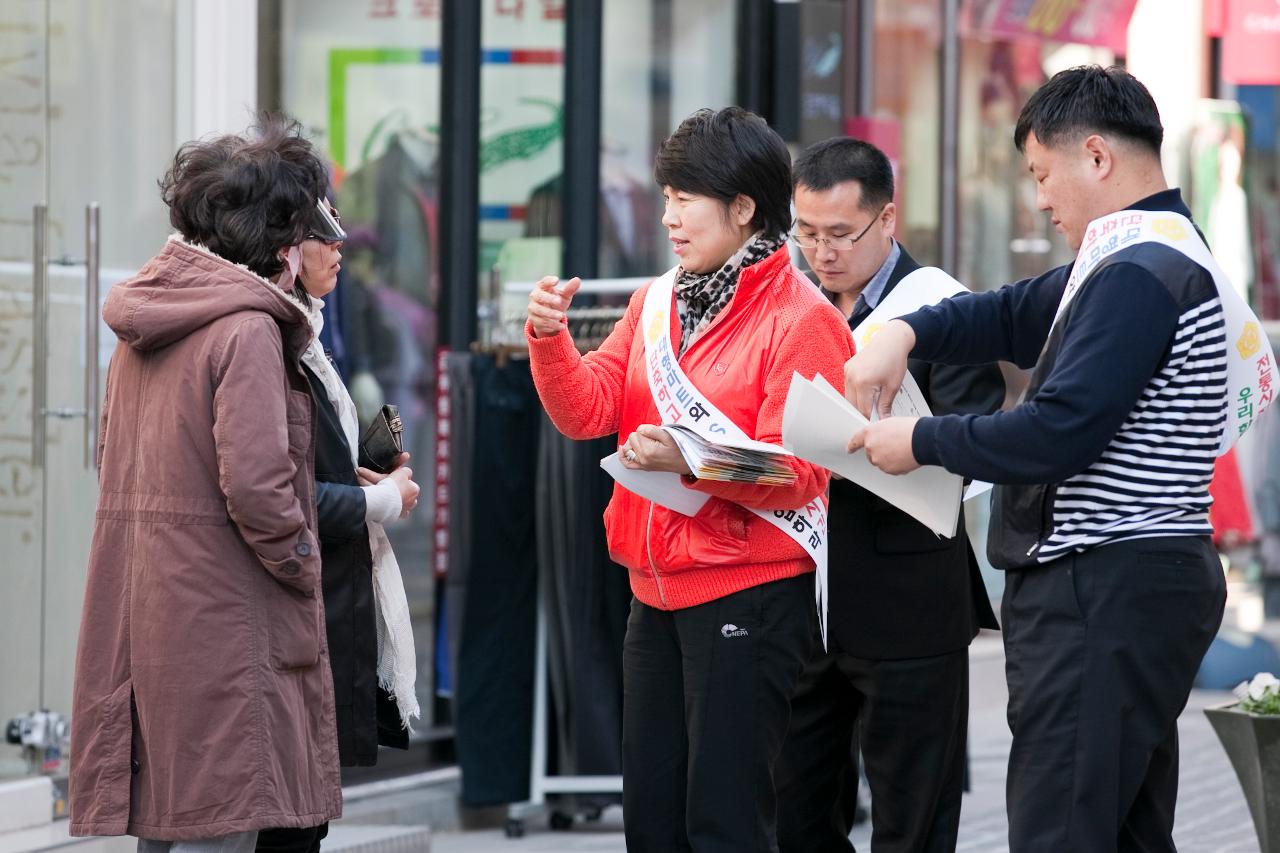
[
  {"xmin": 0, "ymin": 0, "xmax": 177, "ymax": 779},
  {"xmin": 0, "ymin": 0, "xmax": 52, "ymax": 778}
]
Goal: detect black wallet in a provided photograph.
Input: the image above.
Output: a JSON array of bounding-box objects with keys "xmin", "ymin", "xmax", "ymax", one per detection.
[{"xmin": 358, "ymin": 404, "xmax": 404, "ymax": 474}]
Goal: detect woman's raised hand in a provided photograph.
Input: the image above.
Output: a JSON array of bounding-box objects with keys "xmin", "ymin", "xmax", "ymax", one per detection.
[{"xmin": 527, "ymin": 276, "xmax": 582, "ymax": 338}]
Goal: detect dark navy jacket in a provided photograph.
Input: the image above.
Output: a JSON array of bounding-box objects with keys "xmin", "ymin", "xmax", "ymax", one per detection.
[{"xmin": 904, "ymin": 190, "xmax": 1224, "ymax": 569}]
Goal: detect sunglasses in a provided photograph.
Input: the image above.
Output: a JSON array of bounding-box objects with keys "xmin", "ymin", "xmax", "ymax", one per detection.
[{"xmin": 308, "ymin": 199, "xmax": 346, "ymax": 244}]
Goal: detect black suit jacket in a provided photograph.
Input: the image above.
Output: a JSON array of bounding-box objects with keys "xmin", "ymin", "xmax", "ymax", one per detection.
[{"xmin": 827, "ymin": 246, "xmax": 1003, "ymax": 660}]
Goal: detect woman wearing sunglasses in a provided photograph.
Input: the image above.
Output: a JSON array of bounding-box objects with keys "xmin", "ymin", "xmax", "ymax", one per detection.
[{"xmin": 256, "ymin": 202, "xmax": 421, "ymax": 853}]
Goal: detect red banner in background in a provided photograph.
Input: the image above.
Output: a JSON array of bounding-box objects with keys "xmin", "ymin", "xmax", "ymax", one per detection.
[
  {"xmin": 844, "ymin": 117, "xmax": 901, "ymax": 163},
  {"xmin": 1221, "ymin": 0, "xmax": 1280, "ymax": 85},
  {"xmin": 965, "ymin": 0, "xmax": 1139, "ymax": 54},
  {"xmin": 1204, "ymin": 0, "xmax": 1227, "ymax": 36}
]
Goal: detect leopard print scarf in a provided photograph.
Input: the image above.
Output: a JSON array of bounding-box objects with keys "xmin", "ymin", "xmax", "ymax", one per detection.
[{"xmin": 674, "ymin": 231, "xmax": 785, "ymax": 355}]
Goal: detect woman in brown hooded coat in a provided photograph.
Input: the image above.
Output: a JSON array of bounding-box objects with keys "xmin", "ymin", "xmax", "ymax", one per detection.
[{"xmin": 70, "ymin": 119, "xmax": 343, "ymax": 851}]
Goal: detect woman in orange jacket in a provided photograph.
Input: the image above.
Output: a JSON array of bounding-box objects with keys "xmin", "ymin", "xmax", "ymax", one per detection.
[{"xmin": 526, "ymin": 106, "xmax": 854, "ymax": 852}]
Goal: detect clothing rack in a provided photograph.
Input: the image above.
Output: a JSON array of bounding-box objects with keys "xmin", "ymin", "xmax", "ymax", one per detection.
[
  {"xmin": 474, "ymin": 304, "xmax": 627, "ymax": 362},
  {"xmin": 502, "ymin": 276, "xmax": 652, "ymax": 296},
  {"xmin": 503, "ymin": 562, "xmax": 625, "ymax": 838},
  {"xmin": 484, "ymin": 276, "xmax": 641, "ymax": 357},
  {"xmin": 499, "ymin": 276, "xmax": 644, "ymax": 839},
  {"xmin": 563, "ymin": 306, "xmax": 627, "ymax": 351}
]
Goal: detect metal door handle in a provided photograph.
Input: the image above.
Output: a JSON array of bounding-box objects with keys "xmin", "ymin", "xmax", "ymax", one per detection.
[
  {"xmin": 32, "ymin": 204, "xmax": 47, "ymax": 469},
  {"xmin": 85, "ymin": 203, "xmax": 100, "ymax": 469}
]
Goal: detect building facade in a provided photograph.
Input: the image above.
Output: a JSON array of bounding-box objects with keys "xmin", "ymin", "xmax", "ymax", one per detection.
[{"xmin": 1, "ymin": 0, "xmax": 1265, "ymax": 785}]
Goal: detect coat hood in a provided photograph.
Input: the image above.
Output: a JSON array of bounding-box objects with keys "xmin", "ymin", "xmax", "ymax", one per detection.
[{"xmin": 104, "ymin": 236, "xmax": 311, "ymax": 356}]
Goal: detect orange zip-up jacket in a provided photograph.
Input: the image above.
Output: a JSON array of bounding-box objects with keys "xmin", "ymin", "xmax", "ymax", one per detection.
[{"xmin": 527, "ymin": 247, "xmax": 855, "ymax": 610}]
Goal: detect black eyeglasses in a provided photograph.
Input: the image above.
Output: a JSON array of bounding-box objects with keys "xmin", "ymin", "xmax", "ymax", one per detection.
[{"xmin": 790, "ymin": 205, "xmax": 886, "ymax": 251}]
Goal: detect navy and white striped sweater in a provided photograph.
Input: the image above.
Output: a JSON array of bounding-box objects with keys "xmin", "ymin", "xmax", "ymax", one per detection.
[{"xmin": 906, "ymin": 190, "xmax": 1226, "ymax": 570}]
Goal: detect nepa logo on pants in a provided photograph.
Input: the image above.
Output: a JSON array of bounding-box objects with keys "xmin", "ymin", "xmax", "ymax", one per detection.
[{"xmin": 721, "ymin": 623, "xmax": 749, "ymax": 638}]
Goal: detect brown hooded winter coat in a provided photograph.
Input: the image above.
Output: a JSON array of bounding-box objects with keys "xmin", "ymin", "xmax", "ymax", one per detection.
[{"xmin": 69, "ymin": 237, "xmax": 342, "ymax": 840}]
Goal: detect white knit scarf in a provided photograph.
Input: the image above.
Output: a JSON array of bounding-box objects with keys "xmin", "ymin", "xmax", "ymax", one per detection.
[{"xmin": 292, "ymin": 292, "xmax": 420, "ymax": 730}]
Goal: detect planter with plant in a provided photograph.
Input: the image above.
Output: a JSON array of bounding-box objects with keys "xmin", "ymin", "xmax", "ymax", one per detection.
[{"xmin": 1206, "ymin": 672, "xmax": 1280, "ymax": 852}]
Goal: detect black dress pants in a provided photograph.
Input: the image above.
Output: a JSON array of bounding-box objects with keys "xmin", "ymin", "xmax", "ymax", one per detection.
[
  {"xmin": 1002, "ymin": 536, "xmax": 1225, "ymax": 853},
  {"xmin": 622, "ymin": 574, "xmax": 815, "ymax": 853},
  {"xmin": 775, "ymin": 643, "xmax": 969, "ymax": 853},
  {"xmin": 255, "ymin": 823, "xmax": 327, "ymax": 853}
]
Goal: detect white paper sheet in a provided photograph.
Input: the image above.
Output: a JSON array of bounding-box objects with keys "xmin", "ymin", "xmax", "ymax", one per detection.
[
  {"xmin": 873, "ymin": 371, "xmax": 932, "ymax": 420},
  {"xmin": 964, "ymin": 480, "xmax": 993, "ymax": 501},
  {"xmin": 782, "ymin": 373, "xmax": 963, "ymax": 538},
  {"xmin": 600, "ymin": 452, "xmax": 711, "ymax": 517}
]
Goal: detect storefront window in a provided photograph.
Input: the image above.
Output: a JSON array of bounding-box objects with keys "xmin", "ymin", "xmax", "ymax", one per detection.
[
  {"xmin": 1239, "ymin": 85, "xmax": 1280, "ymax": 319},
  {"xmin": 795, "ymin": 0, "xmax": 848, "ymax": 148},
  {"xmin": 874, "ymin": 0, "xmax": 942, "ymax": 266},
  {"xmin": 593, "ymin": 0, "xmax": 738, "ymax": 280},
  {"xmin": 482, "ymin": 2, "xmax": 566, "ymax": 296},
  {"xmin": 957, "ymin": 33, "xmax": 1113, "ymax": 291},
  {"xmin": 276, "ymin": 0, "xmax": 443, "ymax": 737},
  {"xmin": 1188, "ymin": 100, "xmax": 1253, "ymax": 300}
]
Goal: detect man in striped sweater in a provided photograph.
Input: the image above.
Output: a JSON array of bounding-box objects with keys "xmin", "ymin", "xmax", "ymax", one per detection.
[{"xmin": 845, "ymin": 66, "xmax": 1229, "ymax": 852}]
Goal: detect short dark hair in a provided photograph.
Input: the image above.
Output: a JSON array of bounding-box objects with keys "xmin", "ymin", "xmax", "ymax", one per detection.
[
  {"xmin": 653, "ymin": 107, "xmax": 792, "ymax": 237},
  {"xmin": 793, "ymin": 137, "xmax": 894, "ymax": 211},
  {"xmin": 159, "ymin": 115, "xmax": 329, "ymax": 279},
  {"xmin": 1013, "ymin": 65, "xmax": 1163, "ymax": 158}
]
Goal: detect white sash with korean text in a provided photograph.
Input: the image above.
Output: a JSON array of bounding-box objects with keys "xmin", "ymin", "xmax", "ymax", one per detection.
[
  {"xmin": 634, "ymin": 267, "xmax": 832, "ymax": 645},
  {"xmin": 1056, "ymin": 209, "xmax": 1277, "ymax": 453}
]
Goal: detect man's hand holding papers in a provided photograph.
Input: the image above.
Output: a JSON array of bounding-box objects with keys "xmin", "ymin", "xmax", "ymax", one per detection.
[
  {"xmin": 843, "ymin": 318, "xmax": 917, "ymax": 420},
  {"xmin": 841, "ymin": 316, "xmax": 926, "ymax": 475},
  {"xmin": 847, "ymin": 416, "xmax": 920, "ymax": 474}
]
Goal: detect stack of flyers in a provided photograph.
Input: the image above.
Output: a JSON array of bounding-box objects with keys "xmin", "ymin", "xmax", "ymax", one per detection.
[{"xmin": 661, "ymin": 424, "xmax": 797, "ymax": 485}]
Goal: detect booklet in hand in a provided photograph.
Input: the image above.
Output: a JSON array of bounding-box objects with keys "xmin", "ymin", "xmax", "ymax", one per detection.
[
  {"xmin": 598, "ymin": 426, "xmax": 795, "ymax": 517},
  {"xmin": 659, "ymin": 424, "xmax": 798, "ymax": 486}
]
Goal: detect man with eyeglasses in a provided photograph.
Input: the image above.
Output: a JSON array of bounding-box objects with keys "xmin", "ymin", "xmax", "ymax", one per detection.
[{"xmin": 775, "ymin": 137, "xmax": 1004, "ymax": 853}]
